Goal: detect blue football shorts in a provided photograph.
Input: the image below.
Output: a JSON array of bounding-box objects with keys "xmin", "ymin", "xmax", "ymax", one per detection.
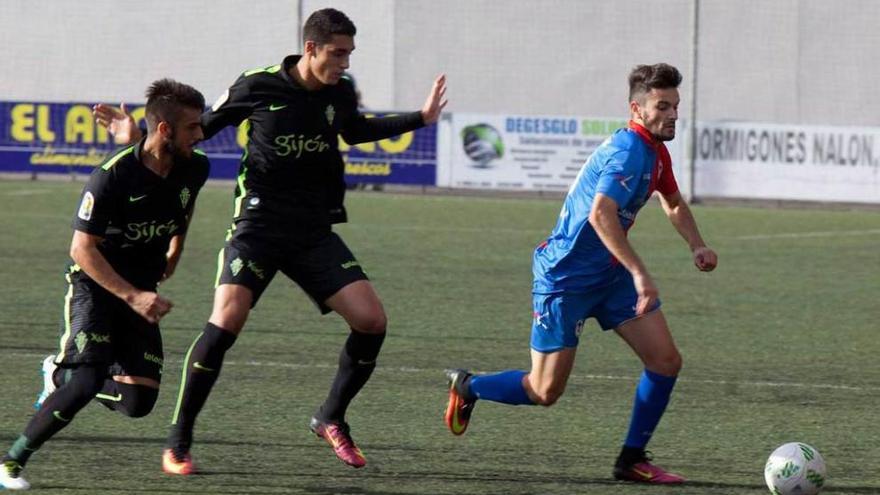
[{"xmin": 530, "ymin": 269, "xmax": 661, "ymax": 353}]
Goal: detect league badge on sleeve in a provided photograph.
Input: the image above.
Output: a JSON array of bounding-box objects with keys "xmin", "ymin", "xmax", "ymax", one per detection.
[
  {"xmin": 211, "ymin": 89, "xmax": 229, "ymax": 112},
  {"xmin": 78, "ymin": 191, "xmax": 95, "ymax": 221}
]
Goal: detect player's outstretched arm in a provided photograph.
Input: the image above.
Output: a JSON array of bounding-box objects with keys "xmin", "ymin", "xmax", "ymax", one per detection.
[
  {"xmin": 420, "ymin": 73, "xmax": 448, "ymax": 125},
  {"xmin": 589, "ymin": 193, "xmax": 657, "ymax": 314},
  {"xmin": 70, "ymin": 230, "xmax": 173, "ymax": 323},
  {"xmin": 340, "ymin": 74, "xmax": 448, "ymax": 144},
  {"xmin": 93, "ymin": 103, "xmax": 142, "ymax": 145},
  {"xmin": 658, "ymin": 191, "xmax": 718, "ymax": 272}
]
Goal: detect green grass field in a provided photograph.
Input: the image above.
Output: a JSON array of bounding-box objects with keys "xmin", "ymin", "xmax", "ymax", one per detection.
[{"xmin": 1, "ymin": 179, "xmax": 878, "ymax": 495}]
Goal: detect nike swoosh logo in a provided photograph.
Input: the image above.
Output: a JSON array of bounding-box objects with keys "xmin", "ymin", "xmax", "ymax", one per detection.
[
  {"xmin": 95, "ymin": 392, "xmax": 123, "ymax": 402},
  {"xmin": 129, "ymin": 194, "xmax": 148, "ymax": 202},
  {"xmin": 450, "ymin": 395, "xmax": 466, "ymax": 433},
  {"xmin": 193, "ymin": 361, "xmax": 216, "ymax": 372},
  {"xmin": 269, "ymin": 104, "xmax": 288, "ymax": 111},
  {"xmin": 53, "ymin": 410, "xmax": 71, "ymax": 422},
  {"xmin": 632, "ymin": 468, "xmax": 654, "ymax": 479}
]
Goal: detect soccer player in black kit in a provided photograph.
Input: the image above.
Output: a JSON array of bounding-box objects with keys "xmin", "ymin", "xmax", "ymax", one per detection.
[
  {"xmin": 0, "ymin": 79, "xmax": 209, "ymax": 491},
  {"xmin": 95, "ymin": 8, "xmax": 446, "ymax": 473}
]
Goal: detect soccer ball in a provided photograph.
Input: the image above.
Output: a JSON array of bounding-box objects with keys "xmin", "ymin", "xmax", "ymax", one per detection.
[{"xmin": 764, "ymin": 442, "xmax": 827, "ymax": 495}]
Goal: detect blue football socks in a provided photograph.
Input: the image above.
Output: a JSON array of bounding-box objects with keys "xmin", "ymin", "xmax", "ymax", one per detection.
[
  {"xmin": 623, "ymin": 369, "xmax": 677, "ymax": 448},
  {"xmin": 469, "ymin": 370, "xmax": 534, "ymax": 405}
]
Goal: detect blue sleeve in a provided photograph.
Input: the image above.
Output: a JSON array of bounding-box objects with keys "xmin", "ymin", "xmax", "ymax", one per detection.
[{"xmin": 595, "ymin": 149, "xmax": 640, "ymax": 207}]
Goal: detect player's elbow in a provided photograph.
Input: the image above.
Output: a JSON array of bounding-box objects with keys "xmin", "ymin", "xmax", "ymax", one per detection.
[
  {"xmin": 588, "ymin": 205, "xmax": 612, "ymax": 231},
  {"xmin": 69, "ymin": 242, "xmax": 85, "ymax": 265}
]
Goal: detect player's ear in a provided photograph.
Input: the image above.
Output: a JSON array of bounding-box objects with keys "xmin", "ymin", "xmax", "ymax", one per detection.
[
  {"xmin": 629, "ymin": 99, "xmax": 643, "ymax": 120},
  {"xmin": 157, "ymin": 121, "xmax": 172, "ymax": 139},
  {"xmin": 304, "ymin": 40, "xmax": 317, "ymax": 57}
]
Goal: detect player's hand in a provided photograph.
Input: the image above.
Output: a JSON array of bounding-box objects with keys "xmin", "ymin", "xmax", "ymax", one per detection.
[
  {"xmin": 420, "ymin": 74, "xmax": 447, "ymax": 125},
  {"xmin": 633, "ymin": 271, "xmax": 659, "ymax": 315},
  {"xmin": 128, "ymin": 291, "xmax": 173, "ymax": 324},
  {"xmin": 693, "ymin": 246, "xmax": 718, "ymax": 272},
  {"xmin": 93, "ymin": 103, "xmax": 141, "ymax": 145}
]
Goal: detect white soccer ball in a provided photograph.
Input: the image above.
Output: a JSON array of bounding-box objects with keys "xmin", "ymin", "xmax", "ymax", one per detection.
[{"xmin": 764, "ymin": 442, "xmax": 827, "ymax": 495}]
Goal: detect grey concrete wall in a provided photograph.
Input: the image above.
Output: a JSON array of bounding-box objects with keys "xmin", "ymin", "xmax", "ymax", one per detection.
[{"xmin": 2, "ymin": 0, "xmax": 877, "ymax": 126}]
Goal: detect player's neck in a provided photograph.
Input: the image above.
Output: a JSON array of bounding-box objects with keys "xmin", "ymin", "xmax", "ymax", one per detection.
[
  {"xmin": 142, "ymin": 137, "xmax": 174, "ymax": 178},
  {"xmin": 291, "ymin": 58, "xmax": 324, "ymax": 91}
]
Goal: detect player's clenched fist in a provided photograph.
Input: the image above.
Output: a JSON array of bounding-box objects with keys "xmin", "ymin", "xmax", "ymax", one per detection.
[{"xmin": 129, "ymin": 291, "xmax": 174, "ymax": 323}]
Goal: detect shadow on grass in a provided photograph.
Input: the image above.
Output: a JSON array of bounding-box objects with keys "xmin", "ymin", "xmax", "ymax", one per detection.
[{"xmin": 50, "ymin": 434, "xmax": 302, "ymax": 449}]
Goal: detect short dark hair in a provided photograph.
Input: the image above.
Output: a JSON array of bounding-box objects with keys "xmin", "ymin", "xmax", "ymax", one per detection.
[
  {"xmin": 144, "ymin": 78, "xmax": 205, "ymax": 132},
  {"xmin": 628, "ymin": 63, "xmax": 682, "ymax": 102},
  {"xmin": 303, "ymin": 8, "xmax": 356, "ymax": 45}
]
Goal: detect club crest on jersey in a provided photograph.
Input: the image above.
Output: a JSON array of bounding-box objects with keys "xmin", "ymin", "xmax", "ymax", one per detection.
[
  {"xmin": 180, "ymin": 187, "xmax": 191, "ymax": 208},
  {"xmin": 77, "ymin": 191, "xmax": 95, "ymax": 220},
  {"xmin": 230, "ymin": 257, "xmax": 244, "ymax": 277},
  {"xmin": 325, "ymin": 105, "xmax": 335, "ymax": 125}
]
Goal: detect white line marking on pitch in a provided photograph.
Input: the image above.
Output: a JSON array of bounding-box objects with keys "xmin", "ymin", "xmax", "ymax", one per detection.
[
  {"xmin": 1, "ymin": 189, "xmax": 55, "ymax": 196},
  {"xmin": 347, "ymin": 223, "xmax": 880, "ymax": 241},
  {"xmin": 733, "ymin": 229, "xmax": 880, "ymax": 240},
  {"xmin": 5, "ymin": 352, "xmax": 877, "ymax": 393}
]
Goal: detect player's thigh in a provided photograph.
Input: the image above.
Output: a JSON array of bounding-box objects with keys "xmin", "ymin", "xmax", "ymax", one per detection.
[
  {"xmin": 324, "ymin": 280, "xmax": 386, "ymax": 334},
  {"xmin": 530, "ymin": 292, "xmax": 595, "ymax": 353},
  {"xmin": 212, "ymin": 240, "xmax": 278, "ymax": 332},
  {"xmin": 56, "ymin": 272, "xmax": 117, "ymax": 367},
  {"xmin": 614, "ymin": 309, "xmax": 682, "ymax": 376},
  {"xmin": 109, "ymin": 306, "xmax": 164, "ymax": 387},
  {"xmin": 281, "ymin": 233, "xmax": 377, "ymax": 328},
  {"xmin": 594, "ymin": 269, "xmax": 662, "ymax": 331}
]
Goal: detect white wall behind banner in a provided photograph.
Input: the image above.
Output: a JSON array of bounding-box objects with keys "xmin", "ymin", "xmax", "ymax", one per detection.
[{"xmin": 695, "ymin": 122, "xmax": 880, "ymax": 203}]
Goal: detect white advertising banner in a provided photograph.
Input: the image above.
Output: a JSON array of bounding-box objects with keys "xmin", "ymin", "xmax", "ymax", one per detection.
[
  {"xmin": 695, "ymin": 121, "xmax": 880, "ymax": 203},
  {"xmin": 445, "ymin": 113, "xmax": 629, "ymax": 191}
]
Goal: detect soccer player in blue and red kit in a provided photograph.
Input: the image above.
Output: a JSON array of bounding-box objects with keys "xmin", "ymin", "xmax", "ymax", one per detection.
[{"xmin": 444, "ymin": 63, "xmax": 718, "ymax": 484}]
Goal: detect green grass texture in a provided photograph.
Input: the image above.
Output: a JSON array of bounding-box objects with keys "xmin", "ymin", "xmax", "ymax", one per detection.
[{"xmin": 1, "ymin": 180, "xmax": 878, "ymax": 494}]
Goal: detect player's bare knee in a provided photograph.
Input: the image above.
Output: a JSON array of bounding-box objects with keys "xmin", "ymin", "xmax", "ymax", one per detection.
[
  {"xmin": 210, "ymin": 303, "xmax": 249, "ymax": 332},
  {"xmin": 531, "ymin": 383, "xmax": 566, "ymax": 406},
  {"xmin": 648, "ymin": 351, "xmax": 682, "ymax": 376},
  {"xmin": 352, "ymin": 310, "xmax": 387, "ymax": 334}
]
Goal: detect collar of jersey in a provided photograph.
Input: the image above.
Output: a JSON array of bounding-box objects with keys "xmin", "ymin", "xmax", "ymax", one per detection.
[
  {"xmin": 281, "ymin": 54, "xmax": 308, "ymax": 90},
  {"xmin": 627, "ymin": 120, "xmax": 662, "ymax": 150}
]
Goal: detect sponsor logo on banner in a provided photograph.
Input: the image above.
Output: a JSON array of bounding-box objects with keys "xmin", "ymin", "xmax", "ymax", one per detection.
[
  {"xmin": 449, "ymin": 113, "xmax": 628, "ymax": 191},
  {"xmin": 461, "ymin": 123, "xmax": 504, "ymax": 167}
]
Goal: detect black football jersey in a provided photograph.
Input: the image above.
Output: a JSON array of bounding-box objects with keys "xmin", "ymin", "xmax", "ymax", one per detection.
[
  {"xmin": 71, "ymin": 138, "xmax": 210, "ymax": 288},
  {"xmin": 202, "ymin": 54, "xmax": 424, "ymax": 231}
]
